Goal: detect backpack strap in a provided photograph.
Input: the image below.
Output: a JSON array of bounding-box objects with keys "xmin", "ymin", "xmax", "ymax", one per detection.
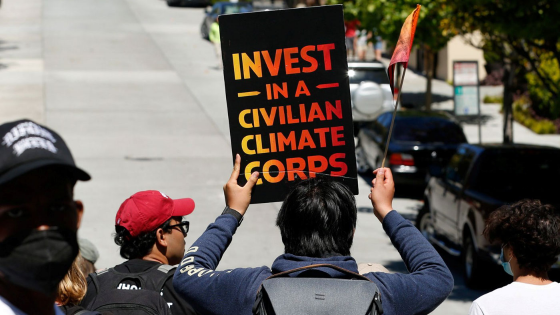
[
  {"xmin": 91, "ymin": 267, "xmax": 130, "ymax": 289},
  {"xmin": 266, "ymin": 264, "xmax": 371, "ymax": 281},
  {"xmin": 91, "ymin": 264, "xmax": 176, "ymax": 293},
  {"xmin": 157, "ymin": 264, "xmax": 175, "ymax": 273},
  {"xmin": 85, "ymin": 272, "xmax": 102, "ymax": 310},
  {"xmin": 154, "ymin": 264, "xmax": 177, "ymax": 292}
]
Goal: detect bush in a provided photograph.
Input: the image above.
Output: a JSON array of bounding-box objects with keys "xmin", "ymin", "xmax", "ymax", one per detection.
[
  {"xmin": 525, "ymin": 52, "xmax": 560, "ymax": 120},
  {"xmin": 483, "ymin": 95, "xmax": 503, "ymax": 104},
  {"xmin": 513, "ymin": 98, "xmax": 558, "ymax": 134}
]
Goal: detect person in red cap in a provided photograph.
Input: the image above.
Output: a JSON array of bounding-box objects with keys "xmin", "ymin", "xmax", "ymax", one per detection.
[{"xmin": 80, "ymin": 190, "xmax": 198, "ymax": 315}]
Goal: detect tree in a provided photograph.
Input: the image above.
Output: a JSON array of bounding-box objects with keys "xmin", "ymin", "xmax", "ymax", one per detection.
[
  {"xmin": 331, "ymin": 0, "xmax": 456, "ymax": 110},
  {"xmin": 447, "ymin": 0, "xmax": 560, "ymax": 142}
]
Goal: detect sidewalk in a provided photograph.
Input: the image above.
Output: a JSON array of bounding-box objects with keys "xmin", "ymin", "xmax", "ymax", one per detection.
[{"xmin": 0, "ymin": 0, "xmax": 44, "ymax": 123}]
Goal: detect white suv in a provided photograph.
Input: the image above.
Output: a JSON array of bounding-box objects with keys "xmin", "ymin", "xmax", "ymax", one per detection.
[{"xmin": 348, "ymin": 62, "xmax": 394, "ymax": 127}]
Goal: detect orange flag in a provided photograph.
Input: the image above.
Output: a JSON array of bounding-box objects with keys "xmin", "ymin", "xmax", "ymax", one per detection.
[{"xmin": 387, "ymin": 4, "xmax": 421, "ymax": 96}]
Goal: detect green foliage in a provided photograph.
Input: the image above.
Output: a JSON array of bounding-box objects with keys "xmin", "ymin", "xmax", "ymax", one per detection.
[
  {"xmin": 447, "ymin": 1, "xmax": 560, "ymax": 43},
  {"xmin": 482, "ymin": 95, "xmax": 503, "ymax": 104},
  {"xmin": 329, "ymin": 0, "xmax": 455, "ymax": 52},
  {"xmin": 513, "ymin": 98, "xmax": 557, "ymax": 134},
  {"xmin": 328, "ymin": 0, "xmax": 456, "ymax": 111},
  {"xmin": 447, "ymin": 0, "xmax": 560, "ymax": 122},
  {"xmin": 526, "ymin": 52, "xmax": 560, "ymax": 120}
]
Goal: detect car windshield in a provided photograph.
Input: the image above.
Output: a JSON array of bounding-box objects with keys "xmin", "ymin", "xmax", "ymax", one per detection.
[
  {"xmin": 392, "ymin": 118, "xmax": 467, "ymax": 144},
  {"xmin": 223, "ymin": 4, "xmax": 251, "ymax": 14},
  {"xmin": 470, "ymin": 149, "xmax": 560, "ymax": 202},
  {"xmin": 348, "ymin": 68, "xmax": 389, "ymax": 84}
]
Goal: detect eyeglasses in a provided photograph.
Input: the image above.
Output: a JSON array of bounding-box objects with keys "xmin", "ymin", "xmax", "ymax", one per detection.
[{"xmin": 169, "ymin": 221, "xmax": 189, "ymax": 237}]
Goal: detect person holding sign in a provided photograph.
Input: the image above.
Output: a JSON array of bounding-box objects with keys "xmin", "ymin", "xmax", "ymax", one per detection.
[{"xmin": 172, "ymin": 155, "xmax": 453, "ymax": 315}]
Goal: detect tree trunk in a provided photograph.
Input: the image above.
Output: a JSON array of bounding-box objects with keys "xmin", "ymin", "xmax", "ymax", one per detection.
[
  {"xmin": 503, "ymin": 63, "xmax": 514, "ymax": 143},
  {"xmin": 425, "ymin": 49, "xmax": 434, "ymax": 111}
]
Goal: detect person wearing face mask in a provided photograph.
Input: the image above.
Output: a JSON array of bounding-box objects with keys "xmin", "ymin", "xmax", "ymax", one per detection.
[
  {"xmin": 0, "ymin": 119, "xmax": 91, "ymax": 315},
  {"xmin": 469, "ymin": 199, "xmax": 560, "ymax": 315}
]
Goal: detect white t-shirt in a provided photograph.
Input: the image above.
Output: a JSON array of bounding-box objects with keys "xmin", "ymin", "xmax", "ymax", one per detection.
[
  {"xmin": 356, "ymin": 30, "xmax": 368, "ymax": 47},
  {"xmin": 469, "ymin": 282, "xmax": 560, "ymax": 315},
  {"xmin": 0, "ymin": 296, "xmax": 64, "ymax": 315}
]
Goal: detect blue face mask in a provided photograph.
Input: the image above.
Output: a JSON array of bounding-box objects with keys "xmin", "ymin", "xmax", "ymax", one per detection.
[{"xmin": 500, "ymin": 246, "xmax": 513, "ymax": 276}]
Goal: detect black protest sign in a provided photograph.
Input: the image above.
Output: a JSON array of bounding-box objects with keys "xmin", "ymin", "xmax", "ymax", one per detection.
[{"xmin": 220, "ymin": 5, "xmax": 358, "ymax": 204}]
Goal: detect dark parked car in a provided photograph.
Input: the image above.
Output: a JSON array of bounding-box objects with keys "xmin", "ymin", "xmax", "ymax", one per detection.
[
  {"xmin": 356, "ymin": 110, "xmax": 467, "ymax": 187},
  {"xmin": 167, "ymin": 0, "xmax": 210, "ymax": 7},
  {"xmin": 200, "ymin": 2, "xmax": 253, "ymax": 39},
  {"xmin": 348, "ymin": 62, "xmax": 393, "ymax": 130},
  {"xmin": 418, "ymin": 143, "xmax": 560, "ymax": 288}
]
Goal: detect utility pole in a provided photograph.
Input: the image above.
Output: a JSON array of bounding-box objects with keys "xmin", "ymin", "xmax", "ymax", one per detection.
[{"xmin": 502, "ymin": 62, "xmax": 514, "ymax": 144}]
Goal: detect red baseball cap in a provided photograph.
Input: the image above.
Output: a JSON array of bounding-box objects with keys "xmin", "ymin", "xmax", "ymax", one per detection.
[{"xmin": 115, "ymin": 190, "xmax": 195, "ymax": 238}]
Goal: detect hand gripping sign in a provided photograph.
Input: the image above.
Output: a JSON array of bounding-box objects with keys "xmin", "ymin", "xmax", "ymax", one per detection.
[{"xmin": 220, "ymin": 5, "xmax": 358, "ymax": 204}]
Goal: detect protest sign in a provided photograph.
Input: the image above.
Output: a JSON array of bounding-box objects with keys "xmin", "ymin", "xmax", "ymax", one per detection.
[{"xmin": 220, "ymin": 5, "xmax": 358, "ymax": 204}]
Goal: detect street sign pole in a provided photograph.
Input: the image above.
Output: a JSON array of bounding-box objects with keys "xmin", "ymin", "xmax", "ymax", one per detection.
[{"xmin": 453, "ymin": 61, "xmax": 481, "ymax": 144}]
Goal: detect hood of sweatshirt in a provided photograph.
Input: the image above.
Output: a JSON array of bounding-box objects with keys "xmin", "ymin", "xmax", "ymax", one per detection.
[{"xmin": 270, "ymin": 253, "xmax": 360, "ymax": 278}]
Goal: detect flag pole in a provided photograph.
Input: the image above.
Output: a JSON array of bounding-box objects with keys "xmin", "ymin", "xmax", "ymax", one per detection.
[
  {"xmin": 380, "ymin": 3, "xmax": 420, "ymax": 168},
  {"xmin": 381, "ymin": 66, "xmax": 406, "ymax": 168}
]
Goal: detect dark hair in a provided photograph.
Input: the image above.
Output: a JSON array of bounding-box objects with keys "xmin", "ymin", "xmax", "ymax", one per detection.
[
  {"xmin": 484, "ymin": 199, "xmax": 560, "ymax": 274},
  {"xmin": 276, "ymin": 177, "xmax": 357, "ymax": 257},
  {"xmin": 114, "ymin": 219, "xmax": 173, "ymax": 260}
]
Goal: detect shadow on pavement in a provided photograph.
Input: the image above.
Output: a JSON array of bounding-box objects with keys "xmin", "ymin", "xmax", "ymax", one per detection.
[
  {"xmin": 455, "ymin": 114, "xmax": 495, "ymax": 126},
  {"xmin": 382, "ymin": 260, "xmax": 409, "ymax": 274},
  {"xmin": 401, "ymin": 92, "xmax": 453, "ymax": 109},
  {"xmin": 0, "ymin": 40, "xmax": 18, "ymax": 52},
  {"xmin": 0, "ymin": 39, "xmax": 18, "ymax": 71}
]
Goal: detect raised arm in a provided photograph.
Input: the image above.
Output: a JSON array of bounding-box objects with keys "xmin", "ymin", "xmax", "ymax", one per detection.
[
  {"xmin": 172, "ymin": 155, "xmax": 267, "ymax": 315},
  {"xmin": 367, "ymin": 168, "xmax": 454, "ymax": 315}
]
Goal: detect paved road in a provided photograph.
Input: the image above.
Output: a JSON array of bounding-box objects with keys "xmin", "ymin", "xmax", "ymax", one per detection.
[{"xmin": 3, "ymin": 0, "xmax": 550, "ymax": 313}]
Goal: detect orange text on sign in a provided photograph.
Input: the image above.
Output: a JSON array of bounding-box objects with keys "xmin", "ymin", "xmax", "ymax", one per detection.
[
  {"xmin": 239, "ymin": 100, "xmax": 343, "ymax": 128},
  {"xmin": 245, "ymin": 153, "xmax": 348, "ymax": 185},
  {"xmin": 241, "ymin": 127, "xmax": 345, "ymax": 155},
  {"xmin": 232, "ymin": 44, "xmax": 336, "ymax": 80}
]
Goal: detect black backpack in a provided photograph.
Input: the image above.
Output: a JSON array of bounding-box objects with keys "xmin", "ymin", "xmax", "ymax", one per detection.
[
  {"xmin": 252, "ymin": 264, "xmax": 383, "ymax": 315},
  {"xmin": 84, "ymin": 264, "xmax": 175, "ymax": 315},
  {"xmin": 58, "ymin": 304, "xmax": 105, "ymax": 315}
]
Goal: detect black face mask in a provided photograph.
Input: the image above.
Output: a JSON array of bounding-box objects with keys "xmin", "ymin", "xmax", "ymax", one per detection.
[{"xmin": 0, "ymin": 228, "xmax": 79, "ymax": 296}]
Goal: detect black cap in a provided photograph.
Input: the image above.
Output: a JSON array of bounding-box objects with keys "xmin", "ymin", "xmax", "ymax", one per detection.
[{"xmin": 0, "ymin": 119, "xmax": 90, "ymax": 185}]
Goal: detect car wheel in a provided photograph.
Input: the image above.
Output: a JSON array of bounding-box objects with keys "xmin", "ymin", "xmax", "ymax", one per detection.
[
  {"xmin": 415, "ymin": 204, "xmax": 433, "ymax": 241},
  {"xmin": 463, "ymin": 231, "xmax": 484, "ymax": 288},
  {"xmin": 355, "ymin": 144, "xmax": 371, "ymax": 174},
  {"xmin": 200, "ymin": 23, "xmax": 209, "ymax": 40}
]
